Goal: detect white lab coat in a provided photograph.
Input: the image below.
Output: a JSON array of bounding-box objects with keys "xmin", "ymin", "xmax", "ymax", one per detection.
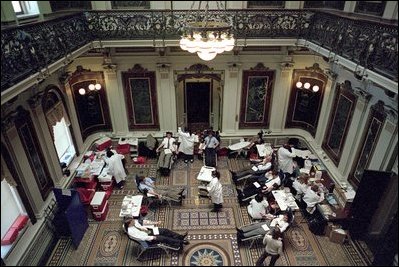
[
  {"xmin": 303, "ymin": 188, "xmax": 324, "ymax": 208},
  {"xmin": 106, "ymin": 154, "xmax": 127, "ymax": 184},
  {"xmin": 247, "ymin": 199, "xmax": 269, "ymax": 219},
  {"xmin": 277, "ymin": 147, "xmax": 296, "ymax": 174},
  {"xmin": 177, "ymin": 127, "xmax": 195, "ymax": 155},
  {"xmin": 207, "ymin": 177, "xmax": 223, "ymax": 204}
]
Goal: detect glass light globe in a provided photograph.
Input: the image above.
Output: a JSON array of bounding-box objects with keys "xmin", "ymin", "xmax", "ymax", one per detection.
[
  {"xmin": 312, "ymin": 85, "xmax": 320, "ymax": 92},
  {"xmin": 179, "ymin": 36, "xmax": 188, "ymax": 50},
  {"xmin": 88, "ymin": 84, "xmax": 95, "ymax": 91},
  {"xmin": 224, "ymin": 36, "xmax": 235, "ymax": 51},
  {"xmin": 296, "ymin": 81, "xmax": 303, "ymax": 88},
  {"xmin": 95, "ymin": 83, "xmax": 101, "ymax": 90},
  {"xmin": 197, "ymin": 51, "xmax": 217, "ymax": 61},
  {"xmin": 304, "ymin": 82, "xmax": 311, "ymax": 89},
  {"xmin": 78, "ymin": 88, "xmax": 86, "ymax": 95}
]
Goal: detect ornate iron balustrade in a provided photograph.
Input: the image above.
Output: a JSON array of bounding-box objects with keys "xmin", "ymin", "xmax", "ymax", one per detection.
[
  {"xmin": 1, "ymin": 13, "xmax": 91, "ymax": 91},
  {"xmin": 1, "ymin": 10, "xmax": 397, "ymax": 93},
  {"xmin": 307, "ymin": 11, "xmax": 398, "ymax": 81}
]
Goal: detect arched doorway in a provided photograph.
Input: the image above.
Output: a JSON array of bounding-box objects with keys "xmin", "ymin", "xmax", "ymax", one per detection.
[{"xmin": 175, "ymin": 64, "xmax": 224, "ymax": 133}]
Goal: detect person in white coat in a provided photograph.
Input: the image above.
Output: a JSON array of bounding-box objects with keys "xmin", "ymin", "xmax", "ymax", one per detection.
[
  {"xmin": 207, "ymin": 170, "xmax": 223, "ymax": 212},
  {"xmin": 303, "ymin": 184, "xmax": 325, "ymax": 214},
  {"xmin": 247, "ymin": 193, "xmax": 269, "ymax": 219},
  {"xmin": 177, "ymin": 127, "xmax": 196, "ymax": 163},
  {"xmin": 105, "ymin": 150, "xmax": 127, "ymax": 189},
  {"xmin": 277, "ymin": 142, "xmax": 296, "ymax": 177}
]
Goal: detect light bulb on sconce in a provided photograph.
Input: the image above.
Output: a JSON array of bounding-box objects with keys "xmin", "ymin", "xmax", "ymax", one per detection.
[
  {"xmin": 304, "ymin": 82, "xmax": 311, "ymax": 89},
  {"xmin": 312, "ymin": 85, "xmax": 320, "ymax": 92},
  {"xmin": 78, "ymin": 88, "xmax": 86, "ymax": 95},
  {"xmin": 88, "ymin": 84, "xmax": 96, "ymax": 91},
  {"xmin": 296, "ymin": 81, "xmax": 303, "ymax": 88},
  {"xmin": 95, "ymin": 83, "xmax": 101, "ymax": 90}
]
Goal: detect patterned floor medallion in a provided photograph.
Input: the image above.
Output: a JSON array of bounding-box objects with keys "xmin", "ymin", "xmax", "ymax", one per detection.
[{"xmin": 184, "ymin": 244, "xmax": 229, "ymax": 266}]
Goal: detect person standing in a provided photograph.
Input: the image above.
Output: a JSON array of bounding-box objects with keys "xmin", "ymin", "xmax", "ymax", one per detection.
[
  {"xmin": 203, "ymin": 130, "xmax": 219, "ymax": 167},
  {"xmin": 255, "ymin": 228, "xmax": 283, "ymax": 266},
  {"xmin": 207, "ymin": 170, "xmax": 223, "ymax": 212},
  {"xmin": 177, "ymin": 127, "xmax": 196, "ymax": 163},
  {"xmin": 277, "ymin": 141, "xmax": 296, "ymax": 183},
  {"xmin": 105, "ymin": 150, "xmax": 127, "ymax": 189}
]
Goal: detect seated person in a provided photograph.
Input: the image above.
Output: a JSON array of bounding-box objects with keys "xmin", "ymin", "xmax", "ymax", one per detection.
[
  {"xmin": 124, "ymin": 218, "xmax": 189, "ymax": 249},
  {"xmin": 137, "ymin": 176, "xmax": 185, "ymax": 202},
  {"xmin": 230, "ymin": 158, "xmax": 272, "ymax": 182},
  {"xmin": 247, "ymin": 193, "xmax": 269, "ymax": 220},
  {"xmin": 237, "ymin": 212, "xmax": 292, "ymax": 240},
  {"xmin": 247, "ymin": 169, "xmax": 280, "ymax": 185},
  {"xmin": 237, "ymin": 171, "xmax": 281, "ymax": 202},
  {"xmin": 302, "ymin": 184, "xmax": 325, "ymax": 213},
  {"xmin": 246, "ymin": 131, "xmax": 265, "ymax": 158},
  {"xmin": 156, "ymin": 132, "xmax": 177, "ymax": 170},
  {"xmin": 292, "ymin": 175, "xmax": 310, "ymax": 200}
]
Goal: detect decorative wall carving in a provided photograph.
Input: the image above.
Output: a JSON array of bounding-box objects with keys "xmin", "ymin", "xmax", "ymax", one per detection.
[
  {"xmin": 322, "ymin": 81, "xmax": 358, "ymax": 166},
  {"xmin": 122, "ymin": 66, "xmax": 159, "ymax": 130},
  {"xmin": 239, "ymin": 67, "xmax": 275, "ymax": 128}
]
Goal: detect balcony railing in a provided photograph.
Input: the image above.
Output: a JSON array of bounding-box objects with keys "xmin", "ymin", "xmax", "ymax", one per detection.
[{"xmin": 1, "ymin": 10, "xmax": 397, "ymax": 92}]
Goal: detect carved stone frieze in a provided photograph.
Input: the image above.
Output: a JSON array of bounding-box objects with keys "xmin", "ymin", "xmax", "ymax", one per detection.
[
  {"xmin": 127, "ymin": 64, "xmax": 148, "ymax": 73},
  {"xmin": 250, "ymin": 63, "xmax": 269, "ymax": 71},
  {"xmin": 184, "ymin": 64, "xmax": 214, "ymax": 73},
  {"xmin": 280, "ymin": 62, "xmax": 295, "ymax": 71}
]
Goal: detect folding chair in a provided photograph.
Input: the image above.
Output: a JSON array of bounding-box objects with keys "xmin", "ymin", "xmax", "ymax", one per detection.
[{"xmin": 122, "ymin": 224, "xmax": 180, "ymax": 261}]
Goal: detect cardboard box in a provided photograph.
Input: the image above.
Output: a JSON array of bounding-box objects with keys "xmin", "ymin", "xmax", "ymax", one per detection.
[
  {"xmin": 325, "ymin": 223, "xmax": 340, "ymax": 237},
  {"xmin": 329, "ymin": 229, "xmax": 347, "ymax": 244}
]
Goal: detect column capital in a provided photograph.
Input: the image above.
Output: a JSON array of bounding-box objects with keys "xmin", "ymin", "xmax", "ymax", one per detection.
[
  {"xmin": 280, "ymin": 62, "xmax": 295, "ymax": 71},
  {"xmin": 28, "ymin": 91, "xmax": 44, "ymax": 109},
  {"xmin": 227, "ymin": 62, "xmax": 242, "ymax": 72},
  {"xmin": 103, "ymin": 63, "xmax": 118, "ymax": 73}
]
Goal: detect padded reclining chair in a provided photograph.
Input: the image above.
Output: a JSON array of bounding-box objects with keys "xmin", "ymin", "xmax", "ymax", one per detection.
[{"xmin": 122, "ymin": 224, "xmax": 180, "ymax": 260}]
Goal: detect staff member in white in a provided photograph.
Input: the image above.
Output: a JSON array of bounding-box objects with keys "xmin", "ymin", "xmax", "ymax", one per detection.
[
  {"xmin": 177, "ymin": 127, "xmax": 196, "ymax": 164},
  {"xmin": 207, "ymin": 170, "xmax": 223, "ymax": 212},
  {"xmin": 202, "ymin": 130, "xmax": 219, "ymax": 167},
  {"xmin": 105, "ymin": 150, "xmax": 127, "ymax": 189},
  {"xmin": 247, "ymin": 193, "xmax": 269, "ymax": 219},
  {"xmin": 277, "ymin": 141, "xmax": 296, "ymax": 178},
  {"xmin": 255, "ymin": 228, "xmax": 283, "ymax": 266},
  {"xmin": 302, "ymin": 184, "xmax": 325, "ymax": 214},
  {"xmin": 156, "ymin": 132, "xmax": 176, "ymax": 169}
]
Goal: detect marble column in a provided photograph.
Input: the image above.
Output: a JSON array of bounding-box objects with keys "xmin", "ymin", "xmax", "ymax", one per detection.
[{"xmin": 269, "ymin": 61, "xmax": 295, "ymax": 133}]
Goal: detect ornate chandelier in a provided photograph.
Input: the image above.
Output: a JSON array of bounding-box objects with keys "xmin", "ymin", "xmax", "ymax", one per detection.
[{"xmin": 179, "ymin": 1, "xmax": 235, "ymax": 61}]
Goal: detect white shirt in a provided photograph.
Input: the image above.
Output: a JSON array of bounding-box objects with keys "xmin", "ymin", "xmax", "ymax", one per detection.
[
  {"xmin": 270, "ymin": 215, "xmax": 289, "ymax": 233},
  {"xmin": 303, "ymin": 188, "xmax": 324, "ymax": 208},
  {"xmin": 204, "ymin": 136, "xmax": 219, "ymax": 149},
  {"xmin": 278, "ymin": 146, "xmax": 296, "ymax": 174},
  {"xmin": 207, "ymin": 177, "xmax": 223, "ymax": 204},
  {"xmin": 177, "ymin": 127, "xmax": 195, "ymax": 155},
  {"xmin": 247, "ymin": 199, "xmax": 269, "ymax": 219},
  {"xmin": 106, "ymin": 153, "xmax": 127, "ymax": 183},
  {"xmin": 161, "ymin": 137, "xmax": 176, "ymax": 152},
  {"xmin": 292, "ymin": 179, "xmax": 309, "ymax": 195},
  {"xmin": 127, "ymin": 220, "xmax": 155, "ymax": 242},
  {"xmin": 258, "ymin": 162, "xmax": 272, "ymax": 171}
]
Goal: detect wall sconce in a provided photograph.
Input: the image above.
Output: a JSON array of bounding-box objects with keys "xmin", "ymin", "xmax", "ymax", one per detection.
[
  {"xmin": 296, "ymin": 81, "xmax": 319, "ymax": 92},
  {"xmin": 78, "ymin": 83, "xmax": 102, "ymax": 95}
]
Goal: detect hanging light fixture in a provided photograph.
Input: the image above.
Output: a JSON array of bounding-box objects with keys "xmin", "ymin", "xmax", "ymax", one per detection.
[
  {"xmin": 78, "ymin": 83, "xmax": 102, "ymax": 95},
  {"xmin": 312, "ymin": 85, "xmax": 320, "ymax": 92},
  {"xmin": 179, "ymin": 1, "xmax": 234, "ymax": 61},
  {"xmin": 296, "ymin": 80, "xmax": 320, "ymax": 93}
]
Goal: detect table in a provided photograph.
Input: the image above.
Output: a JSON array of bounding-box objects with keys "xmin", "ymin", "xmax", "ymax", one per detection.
[
  {"xmin": 119, "ymin": 195, "xmax": 143, "ymax": 218},
  {"xmin": 197, "ymin": 166, "xmax": 216, "ymax": 183},
  {"xmin": 271, "ymin": 190, "xmax": 299, "ymax": 211},
  {"xmin": 228, "ymin": 141, "xmax": 251, "ymax": 151},
  {"xmin": 256, "ymin": 144, "xmax": 273, "ymax": 158},
  {"xmin": 316, "ymin": 202, "xmax": 348, "ymax": 222}
]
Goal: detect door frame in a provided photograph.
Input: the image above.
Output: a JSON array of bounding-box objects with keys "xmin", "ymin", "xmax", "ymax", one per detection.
[{"xmin": 174, "ymin": 65, "xmax": 224, "ymax": 131}]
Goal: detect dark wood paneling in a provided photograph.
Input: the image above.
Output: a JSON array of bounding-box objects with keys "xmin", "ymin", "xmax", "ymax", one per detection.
[
  {"xmin": 239, "ymin": 70, "xmax": 275, "ymax": 129},
  {"xmin": 122, "ymin": 66, "xmax": 159, "ymax": 130},
  {"xmin": 285, "ymin": 69, "xmax": 327, "ymax": 136},
  {"xmin": 13, "ymin": 107, "xmax": 54, "ymax": 201},
  {"xmin": 348, "ymin": 101, "xmax": 386, "ymax": 188},
  {"xmin": 322, "ymin": 83, "xmax": 357, "ymax": 166},
  {"xmin": 69, "ymin": 71, "xmax": 112, "ymax": 140}
]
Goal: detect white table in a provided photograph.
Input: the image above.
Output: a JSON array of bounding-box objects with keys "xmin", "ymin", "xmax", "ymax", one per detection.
[
  {"xmin": 228, "ymin": 141, "xmax": 251, "ymax": 151},
  {"xmin": 197, "ymin": 166, "xmax": 216, "ymax": 183},
  {"xmin": 256, "ymin": 144, "xmax": 273, "ymax": 158},
  {"xmin": 271, "ymin": 190, "xmax": 299, "ymax": 211},
  {"xmin": 119, "ymin": 195, "xmax": 143, "ymax": 218}
]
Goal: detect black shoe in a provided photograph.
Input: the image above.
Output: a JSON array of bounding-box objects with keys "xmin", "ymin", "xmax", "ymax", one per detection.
[
  {"xmin": 183, "ymin": 240, "xmax": 190, "ymax": 245},
  {"xmin": 184, "ymin": 160, "xmax": 188, "ymax": 163},
  {"xmin": 190, "ymin": 159, "xmax": 194, "ymax": 163},
  {"xmin": 210, "ymin": 209, "xmax": 219, "ymax": 212},
  {"xmin": 182, "ymin": 231, "xmax": 188, "ymax": 239},
  {"xmin": 236, "ymin": 227, "xmax": 243, "ymax": 233}
]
